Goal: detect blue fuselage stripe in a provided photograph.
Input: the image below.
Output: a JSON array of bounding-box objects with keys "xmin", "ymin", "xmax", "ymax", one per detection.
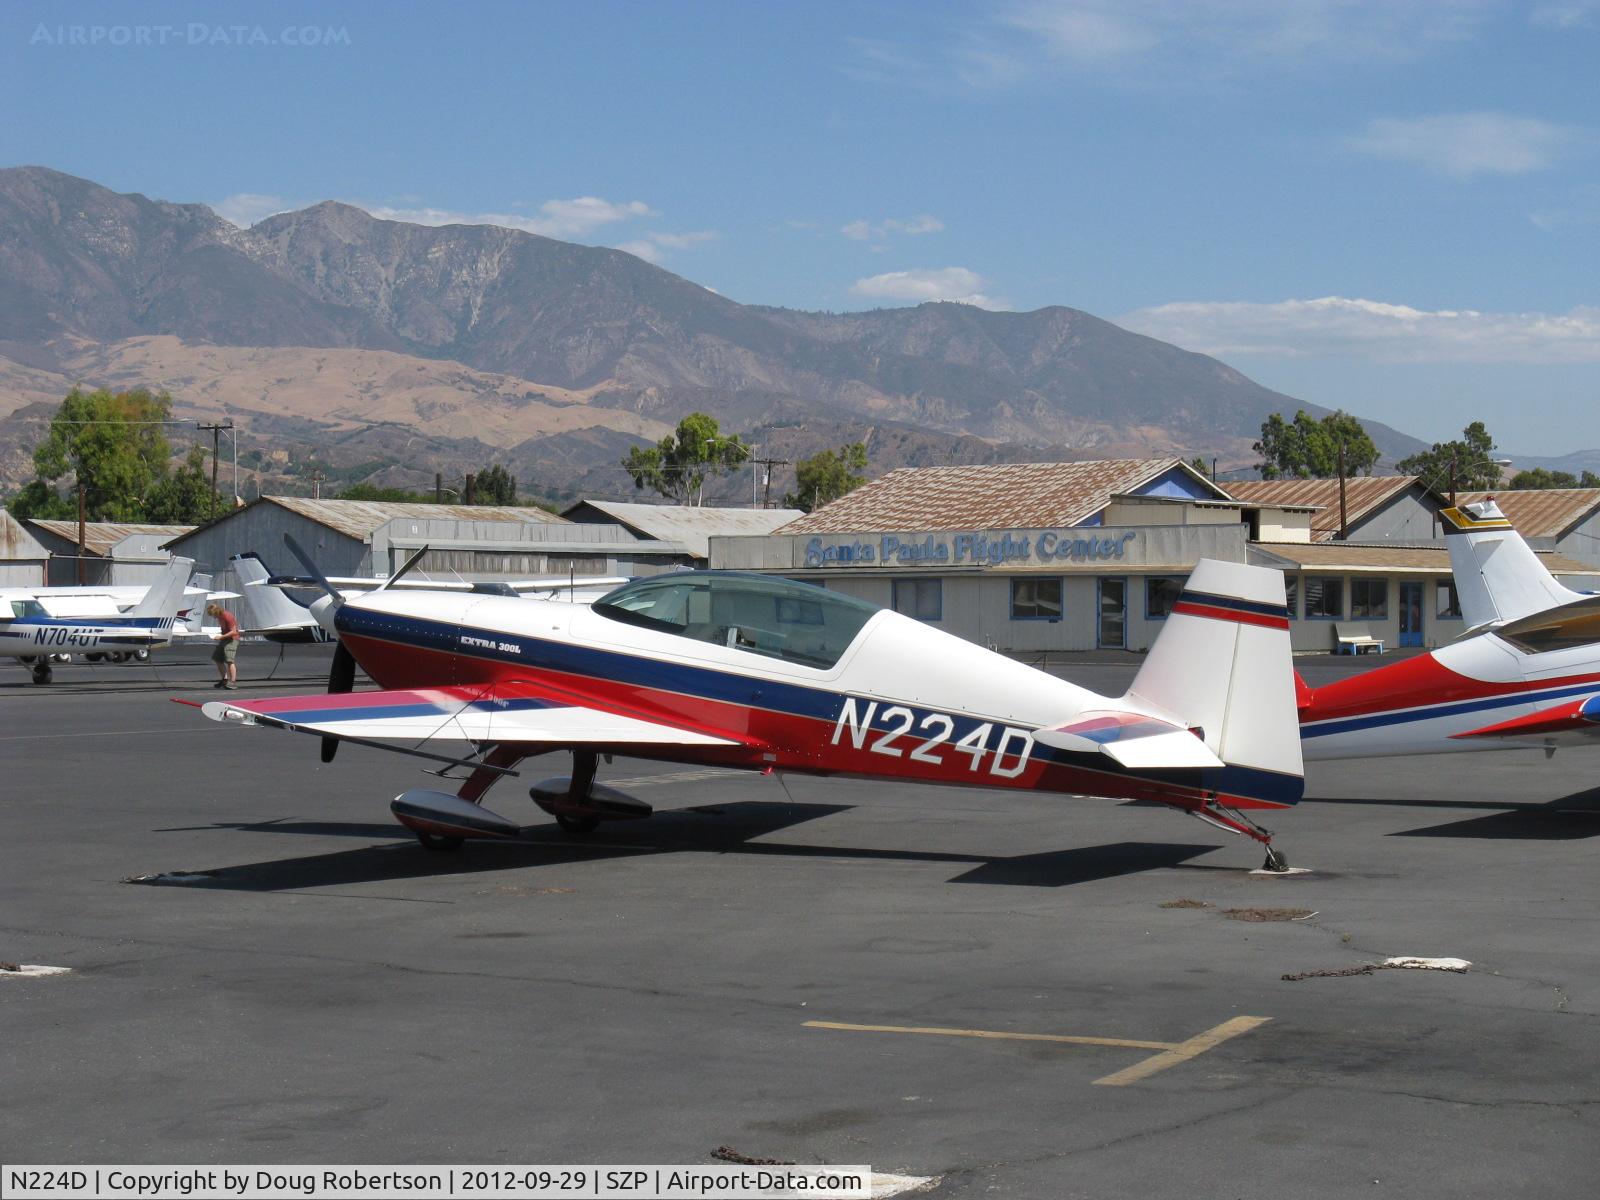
[{"xmin": 1304, "ymin": 681, "xmax": 1600, "ymax": 738}]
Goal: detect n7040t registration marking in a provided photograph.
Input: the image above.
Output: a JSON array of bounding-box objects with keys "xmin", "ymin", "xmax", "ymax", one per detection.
[{"xmin": 831, "ymin": 697, "xmax": 1031, "ymax": 777}]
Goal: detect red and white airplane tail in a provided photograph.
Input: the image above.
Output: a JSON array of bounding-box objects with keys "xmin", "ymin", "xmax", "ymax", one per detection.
[
  {"xmin": 1125, "ymin": 558, "xmax": 1303, "ymax": 784},
  {"xmin": 1442, "ymin": 498, "xmax": 1584, "ymax": 631}
]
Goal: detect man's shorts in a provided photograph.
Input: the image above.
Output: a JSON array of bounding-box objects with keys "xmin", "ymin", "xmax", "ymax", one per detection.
[{"xmin": 212, "ymin": 639, "xmax": 238, "ymax": 664}]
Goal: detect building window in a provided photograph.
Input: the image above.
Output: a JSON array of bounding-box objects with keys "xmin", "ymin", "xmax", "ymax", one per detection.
[
  {"xmin": 1285, "ymin": 574, "xmax": 1299, "ymax": 620},
  {"xmin": 1438, "ymin": 580, "xmax": 1462, "ymax": 619},
  {"xmin": 1144, "ymin": 576, "xmax": 1185, "ymax": 620},
  {"xmin": 1350, "ymin": 577, "xmax": 1388, "ymax": 620},
  {"xmin": 1011, "ymin": 577, "xmax": 1063, "ymax": 621},
  {"xmin": 1304, "ymin": 576, "xmax": 1343, "ymax": 619},
  {"xmin": 892, "ymin": 577, "xmax": 942, "ymax": 622}
]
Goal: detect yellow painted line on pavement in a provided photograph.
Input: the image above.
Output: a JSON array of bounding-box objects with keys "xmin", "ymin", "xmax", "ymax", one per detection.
[
  {"xmin": 1092, "ymin": 1016, "xmax": 1272, "ymax": 1086},
  {"xmin": 803, "ymin": 1020, "xmax": 1173, "ymax": 1051},
  {"xmin": 803, "ymin": 1014, "xmax": 1271, "ymax": 1087}
]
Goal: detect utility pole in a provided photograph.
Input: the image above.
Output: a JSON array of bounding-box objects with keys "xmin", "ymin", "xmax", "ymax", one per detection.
[
  {"xmin": 463, "ymin": 472, "xmax": 477, "ymax": 505},
  {"xmin": 750, "ymin": 456, "xmax": 789, "ymax": 508},
  {"xmin": 1336, "ymin": 440, "xmax": 1349, "ymax": 540},
  {"xmin": 197, "ymin": 421, "xmax": 231, "ymax": 520},
  {"xmin": 308, "ymin": 467, "xmax": 325, "ymax": 500},
  {"xmin": 435, "ymin": 472, "xmax": 443, "ymax": 503},
  {"xmin": 77, "ymin": 481, "xmax": 87, "ymax": 585}
]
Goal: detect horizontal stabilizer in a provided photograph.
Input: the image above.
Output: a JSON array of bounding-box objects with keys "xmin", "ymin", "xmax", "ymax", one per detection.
[
  {"xmin": 1036, "ymin": 711, "xmax": 1226, "ymax": 769},
  {"xmin": 1450, "ymin": 694, "xmax": 1600, "ymax": 743}
]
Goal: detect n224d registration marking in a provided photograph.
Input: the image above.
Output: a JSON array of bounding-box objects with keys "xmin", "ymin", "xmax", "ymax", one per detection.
[{"xmin": 831, "ymin": 697, "xmax": 1032, "ymax": 777}]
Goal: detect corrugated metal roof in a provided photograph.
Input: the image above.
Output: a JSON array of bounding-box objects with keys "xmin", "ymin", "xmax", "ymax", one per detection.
[
  {"xmin": 1456, "ymin": 489, "xmax": 1600, "ymax": 539},
  {"xmin": 568, "ymin": 501, "xmax": 804, "ymax": 557},
  {"xmin": 1, "ymin": 511, "xmax": 50, "ymax": 561},
  {"xmin": 780, "ymin": 458, "xmax": 1205, "ymax": 533},
  {"xmin": 263, "ymin": 496, "xmax": 572, "ymax": 541},
  {"xmin": 1227, "ymin": 477, "xmax": 1421, "ymax": 541},
  {"xmin": 30, "ymin": 520, "xmax": 195, "ymax": 557},
  {"xmin": 1252, "ymin": 541, "xmax": 1598, "ymax": 575}
]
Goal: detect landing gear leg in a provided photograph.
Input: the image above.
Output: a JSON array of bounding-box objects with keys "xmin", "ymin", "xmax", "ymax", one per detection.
[
  {"xmin": 557, "ymin": 751, "xmax": 602, "ymax": 835},
  {"xmin": 1187, "ymin": 798, "xmax": 1289, "ymax": 872}
]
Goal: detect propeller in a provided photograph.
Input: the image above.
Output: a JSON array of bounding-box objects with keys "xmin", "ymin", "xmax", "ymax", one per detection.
[
  {"xmin": 282, "ymin": 535, "xmax": 358, "ymax": 764},
  {"xmin": 283, "ymin": 534, "xmax": 342, "ymax": 604},
  {"xmin": 376, "ymin": 544, "xmax": 431, "ymax": 592},
  {"xmin": 321, "ymin": 641, "xmax": 357, "ymax": 763}
]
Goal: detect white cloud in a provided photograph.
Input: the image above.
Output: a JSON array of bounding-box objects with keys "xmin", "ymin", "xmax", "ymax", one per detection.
[
  {"xmin": 212, "ymin": 193, "xmax": 294, "ymax": 227},
  {"xmin": 614, "ymin": 230, "xmax": 718, "ymax": 264},
  {"xmin": 1347, "ymin": 112, "xmax": 1582, "ymax": 177},
  {"xmin": 1532, "ymin": 1, "xmax": 1600, "ymax": 28},
  {"xmin": 844, "ymin": 0, "xmax": 1494, "ymax": 91},
  {"xmin": 1117, "ymin": 296, "xmax": 1600, "ymax": 364},
  {"xmin": 841, "ymin": 214, "xmax": 945, "ymax": 241},
  {"xmin": 364, "ymin": 196, "xmax": 656, "ymax": 239},
  {"xmin": 850, "ymin": 267, "xmax": 1004, "ymax": 309}
]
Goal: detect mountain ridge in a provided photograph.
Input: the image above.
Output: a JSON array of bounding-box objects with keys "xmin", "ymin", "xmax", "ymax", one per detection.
[{"xmin": 0, "ymin": 165, "xmax": 1436, "ymax": 496}]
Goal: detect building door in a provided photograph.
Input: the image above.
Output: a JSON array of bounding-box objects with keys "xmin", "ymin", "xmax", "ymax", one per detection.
[
  {"xmin": 1399, "ymin": 581, "xmax": 1424, "ymax": 648},
  {"xmin": 1098, "ymin": 577, "xmax": 1127, "ymax": 649}
]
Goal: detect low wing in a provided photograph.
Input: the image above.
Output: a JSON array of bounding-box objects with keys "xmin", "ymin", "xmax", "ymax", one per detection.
[
  {"xmin": 200, "ymin": 683, "xmax": 744, "ymax": 750},
  {"xmin": 1033, "ymin": 710, "xmax": 1226, "ymax": 770},
  {"xmin": 1449, "ymin": 694, "xmax": 1600, "ymax": 746}
]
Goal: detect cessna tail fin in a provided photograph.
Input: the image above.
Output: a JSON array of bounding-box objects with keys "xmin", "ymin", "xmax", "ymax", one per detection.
[
  {"xmin": 231, "ymin": 551, "xmax": 317, "ymax": 632},
  {"xmin": 1441, "ymin": 499, "xmax": 1583, "ymax": 630},
  {"xmin": 129, "ymin": 556, "xmax": 193, "ymax": 627},
  {"xmin": 1123, "ymin": 559, "xmax": 1302, "ymax": 805}
]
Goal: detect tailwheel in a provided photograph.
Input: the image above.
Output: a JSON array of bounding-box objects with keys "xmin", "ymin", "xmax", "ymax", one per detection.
[
  {"xmin": 1261, "ymin": 845, "xmax": 1289, "ymax": 873},
  {"xmin": 415, "ymin": 831, "xmax": 465, "ymax": 852},
  {"xmin": 555, "ymin": 812, "xmax": 600, "ymax": 836}
]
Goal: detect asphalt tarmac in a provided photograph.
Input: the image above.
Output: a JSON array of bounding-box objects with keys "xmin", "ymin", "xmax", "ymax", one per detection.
[{"xmin": 2, "ymin": 645, "xmax": 1597, "ymax": 1197}]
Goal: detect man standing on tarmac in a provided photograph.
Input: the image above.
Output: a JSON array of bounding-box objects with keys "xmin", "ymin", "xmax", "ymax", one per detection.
[{"xmin": 208, "ymin": 602, "xmax": 240, "ymax": 689}]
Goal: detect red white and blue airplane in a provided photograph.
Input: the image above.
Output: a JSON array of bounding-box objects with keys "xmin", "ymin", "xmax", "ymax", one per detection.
[
  {"xmin": 1299, "ymin": 498, "xmax": 1600, "ymax": 758},
  {"xmin": 193, "ymin": 538, "xmax": 1306, "ymax": 868}
]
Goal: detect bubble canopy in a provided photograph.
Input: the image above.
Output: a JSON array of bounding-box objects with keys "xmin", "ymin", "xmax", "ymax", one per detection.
[{"xmin": 592, "ymin": 572, "xmax": 881, "ymax": 669}]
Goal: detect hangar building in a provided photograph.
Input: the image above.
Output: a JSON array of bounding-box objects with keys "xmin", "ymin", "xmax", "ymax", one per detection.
[
  {"xmin": 28, "ymin": 520, "xmax": 195, "ymax": 586},
  {"xmin": 710, "ymin": 458, "xmax": 1599, "ymax": 655}
]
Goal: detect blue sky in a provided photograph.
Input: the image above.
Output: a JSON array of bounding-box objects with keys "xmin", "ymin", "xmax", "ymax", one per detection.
[{"xmin": 4, "ymin": 0, "xmax": 1599, "ymax": 455}]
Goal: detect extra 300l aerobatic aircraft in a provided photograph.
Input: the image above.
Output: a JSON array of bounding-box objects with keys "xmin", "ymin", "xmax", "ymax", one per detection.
[
  {"xmin": 1300, "ymin": 498, "xmax": 1600, "ymax": 758},
  {"xmin": 192, "ymin": 539, "xmax": 1304, "ymax": 868}
]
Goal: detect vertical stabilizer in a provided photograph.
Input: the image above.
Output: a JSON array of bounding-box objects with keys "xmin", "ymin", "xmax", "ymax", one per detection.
[
  {"xmin": 1441, "ymin": 499, "xmax": 1582, "ymax": 629},
  {"xmin": 231, "ymin": 552, "xmax": 317, "ymax": 632},
  {"xmin": 1126, "ymin": 559, "xmax": 1302, "ymax": 789},
  {"xmin": 129, "ymin": 556, "xmax": 194, "ymax": 625}
]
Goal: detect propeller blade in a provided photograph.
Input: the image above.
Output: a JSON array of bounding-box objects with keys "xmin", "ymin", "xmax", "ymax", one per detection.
[
  {"xmin": 376, "ymin": 544, "xmax": 431, "ymax": 592},
  {"xmin": 320, "ymin": 641, "xmax": 358, "ymax": 763},
  {"xmin": 283, "ymin": 534, "xmax": 342, "ymax": 605}
]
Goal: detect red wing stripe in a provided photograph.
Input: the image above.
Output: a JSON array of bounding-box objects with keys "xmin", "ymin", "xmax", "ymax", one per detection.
[{"xmin": 1171, "ymin": 600, "xmax": 1290, "ymax": 630}]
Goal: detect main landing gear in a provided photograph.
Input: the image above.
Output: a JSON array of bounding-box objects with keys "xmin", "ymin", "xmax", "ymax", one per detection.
[
  {"xmin": 21, "ymin": 656, "xmax": 53, "ymax": 685},
  {"xmin": 529, "ymin": 750, "xmax": 652, "ymax": 837},
  {"xmin": 1185, "ymin": 797, "xmax": 1290, "ymax": 873},
  {"xmin": 388, "ymin": 747, "xmax": 653, "ymax": 851}
]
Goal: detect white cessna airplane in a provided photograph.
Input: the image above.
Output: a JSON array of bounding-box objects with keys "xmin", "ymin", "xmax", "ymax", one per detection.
[
  {"xmin": 194, "ymin": 539, "xmax": 1306, "ymax": 868},
  {"xmin": 3, "ymin": 556, "xmax": 194, "ymax": 683}
]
